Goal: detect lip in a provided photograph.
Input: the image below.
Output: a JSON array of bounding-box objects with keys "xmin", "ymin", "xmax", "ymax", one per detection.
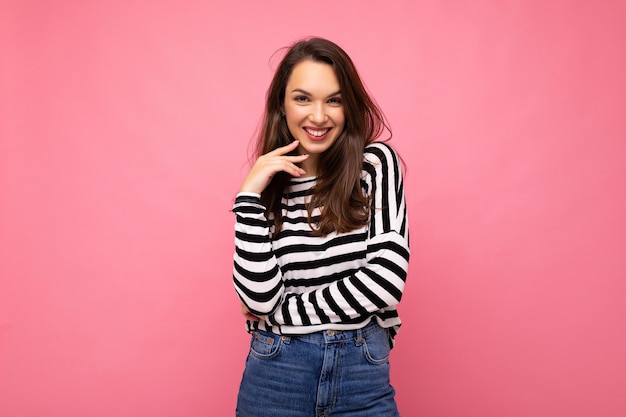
[{"xmin": 303, "ymin": 127, "xmax": 332, "ymax": 141}]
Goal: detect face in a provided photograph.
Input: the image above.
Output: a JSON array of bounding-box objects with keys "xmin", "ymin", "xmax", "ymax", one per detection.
[{"xmin": 283, "ymin": 60, "xmax": 345, "ymax": 175}]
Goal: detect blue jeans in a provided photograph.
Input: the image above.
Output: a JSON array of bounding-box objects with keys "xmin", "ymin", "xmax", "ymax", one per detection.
[{"xmin": 236, "ymin": 320, "xmax": 401, "ymax": 417}]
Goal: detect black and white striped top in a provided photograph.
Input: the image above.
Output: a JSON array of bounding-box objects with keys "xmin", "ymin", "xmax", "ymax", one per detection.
[{"xmin": 232, "ymin": 142, "xmax": 410, "ymax": 342}]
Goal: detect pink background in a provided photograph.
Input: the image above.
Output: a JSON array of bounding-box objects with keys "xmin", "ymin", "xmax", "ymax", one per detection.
[{"xmin": 1, "ymin": 1, "xmax": 625, "ymax": 416}]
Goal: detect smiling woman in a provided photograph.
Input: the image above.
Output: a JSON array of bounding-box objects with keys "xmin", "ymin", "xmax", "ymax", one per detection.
[
  {"xmin": 283, "ymin": 61, "xmax": 345, "ymax": 173},
  {"xmin": 232, "ymin": 37, "xmax": 410, "ymax": 417}
]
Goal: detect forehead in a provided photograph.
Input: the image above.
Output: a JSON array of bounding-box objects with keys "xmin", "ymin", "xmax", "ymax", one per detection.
[{"xmin": 286, "ymin": 60, "xmax": 340, "ymax": 93}]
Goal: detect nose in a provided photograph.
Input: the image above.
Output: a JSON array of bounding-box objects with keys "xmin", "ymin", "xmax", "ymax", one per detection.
[{"xmin": 310, "ymin": 102, "xmax": 327, "ymax": 124}]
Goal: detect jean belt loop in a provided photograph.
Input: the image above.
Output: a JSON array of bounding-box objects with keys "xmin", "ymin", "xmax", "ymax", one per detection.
[{"xmin": 354, "ymin": 327, "xmax": 365, "ymax": 346}]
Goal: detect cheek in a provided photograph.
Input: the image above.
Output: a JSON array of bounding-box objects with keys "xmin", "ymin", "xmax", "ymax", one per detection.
[
  {"xmin": 284, "ymin": 113, "xmax": 301, "ymax": 137},
  {"xmin": 334, "ymin": 111, "xmax": 346, "ymax": 130},
  {"xmin": 332, "ymin": 106, "xmax": 345, "ymax": 120},
  {"xmin": 285, "ymin": 106, "xmax": 304, "ymax": 125},
  {"xmin": 285, "ymin": 115, "xmax": 299, "ymax": 132}
]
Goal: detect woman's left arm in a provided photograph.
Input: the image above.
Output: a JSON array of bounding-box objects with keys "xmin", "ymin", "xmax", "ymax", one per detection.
[{"xmin": 268, "ymin": 142, "xmax": 410, "ymax": 327}]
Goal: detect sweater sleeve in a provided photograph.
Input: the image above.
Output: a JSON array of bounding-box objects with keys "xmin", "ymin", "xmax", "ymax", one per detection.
[
  {"xmin": 232, "ymin": 193, "xmax": 285, "ymax": 316},
  {"xmin": 269, "ymin": 142, "xmax": 410, "ymax": 326}
]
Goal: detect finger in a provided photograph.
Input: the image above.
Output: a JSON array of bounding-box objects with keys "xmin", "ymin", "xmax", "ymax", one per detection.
[
  {"xmin": 267, "ymin": 158, "xmax": 308, "ymax": 177},
  {"xmin": 283, "ymin": 154, "xmax": 309, "ymax": 163},
  {"xmin": 267, "ymin": 140, "xmax": 302, "ymax": 156},
  {"xmin": 257, "ymin": 153, "xmax": 308, "ymax": 168},
  {"xmin": 239, "ymin": 152, "xmax": 309, "ymax": 193},
  {"xmin": 241, "ymin": 303, "xmax": 260, "ymax": 321},
  {"xmin": 257, "ymin": 154, "xmax": 308, "ymax": 175}
]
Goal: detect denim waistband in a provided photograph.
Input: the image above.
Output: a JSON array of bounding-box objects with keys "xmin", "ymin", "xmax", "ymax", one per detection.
[{"xmin": 277, "ymin": 319, "xmax": 384, "ymax": 345}]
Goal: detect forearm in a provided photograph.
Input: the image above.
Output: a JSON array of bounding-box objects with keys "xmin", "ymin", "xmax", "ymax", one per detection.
[
  {"xmin": 232, "ymin": 194, "xmax": 284, "ymax": 315},
  {"xmin": 269, "ymin": 230, "xmax": 409, "ymax": 326}
]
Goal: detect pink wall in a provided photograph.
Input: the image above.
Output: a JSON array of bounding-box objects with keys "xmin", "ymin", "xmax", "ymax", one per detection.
[{"xmin": 1, "ymin": 1, "xmax": 625, "ymax": 416}]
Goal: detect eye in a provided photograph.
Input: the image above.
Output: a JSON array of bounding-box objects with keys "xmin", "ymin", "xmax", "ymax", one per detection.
[
  {"xmin": 328, "ymin": 97, "xmax": 342, "ymax": 105},
  {"xmin": 294, "ymin": 95, "xmax": 309, "ymax": 103}
]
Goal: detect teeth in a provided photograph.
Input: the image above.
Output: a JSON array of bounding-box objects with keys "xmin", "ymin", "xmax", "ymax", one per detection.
[{"xmin": 305, "ymin": 128, "xmax": 330, "ymax": 137}]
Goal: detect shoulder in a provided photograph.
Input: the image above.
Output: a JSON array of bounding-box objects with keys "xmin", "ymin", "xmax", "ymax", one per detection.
[{"xmin": 363, "ymin": 141, "xmax": 402, "ymax": 173}]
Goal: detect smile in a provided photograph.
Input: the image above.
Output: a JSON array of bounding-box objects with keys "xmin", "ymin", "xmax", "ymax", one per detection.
[{"xmin": 304, "ymin": 127, "xmax": 331, "ymax": 138}]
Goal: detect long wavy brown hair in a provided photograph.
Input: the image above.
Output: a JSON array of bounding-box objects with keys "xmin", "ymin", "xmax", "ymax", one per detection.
[{"xmin": 256, "ymin": 37, "xmax": 391, "ymax": 236}]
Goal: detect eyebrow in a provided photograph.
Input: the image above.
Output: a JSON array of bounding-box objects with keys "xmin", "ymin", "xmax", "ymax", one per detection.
[{"xmin": 291, "ymin": 88, "xmax": 342, "ymax": 97}]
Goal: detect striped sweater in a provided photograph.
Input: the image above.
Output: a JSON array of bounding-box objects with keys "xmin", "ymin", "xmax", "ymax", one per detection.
[{"xmin": 232, "ymin": 142, "xmax": 410, "ymax": 342}]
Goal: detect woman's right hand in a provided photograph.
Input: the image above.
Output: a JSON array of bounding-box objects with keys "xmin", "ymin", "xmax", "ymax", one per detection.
[
  {"xmin": 241, "ymin": 303, "xmax": 261, "ymax": 322},
  {"xmin": 239, "ymin": 140, "xmax": 309, "ymax": 194}
]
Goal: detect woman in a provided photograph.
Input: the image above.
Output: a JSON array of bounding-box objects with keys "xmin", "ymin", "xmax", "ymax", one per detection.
[{"xmin": 232, "ymin": 37, "xmax": 410, "ymax": 417}]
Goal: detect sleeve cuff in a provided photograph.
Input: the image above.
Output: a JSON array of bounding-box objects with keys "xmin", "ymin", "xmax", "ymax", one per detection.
[{"xmin": 235, "ymin": 192, "xmax": 262, "ymax": 202}]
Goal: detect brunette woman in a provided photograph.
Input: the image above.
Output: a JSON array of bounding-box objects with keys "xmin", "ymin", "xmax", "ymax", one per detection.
[{"xmin": 233, "ymin": 37, "xmax": 409, "ymax": 417}]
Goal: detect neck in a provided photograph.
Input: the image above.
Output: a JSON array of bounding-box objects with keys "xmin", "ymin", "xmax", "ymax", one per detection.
[{"xmin": 301, "ymin": 155, "xmax": 318, "ymax": 177}]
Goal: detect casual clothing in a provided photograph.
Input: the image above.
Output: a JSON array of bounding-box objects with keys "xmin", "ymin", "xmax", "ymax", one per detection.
[
  {"xmin": 235, "ymin": 320, "xmax": 400, "ymax": 417},
  {"xmin": 232, "ymin": 142, "xmax": 410, "ymax": 342},
  {"xmin": 232, "ymin": 141, "xmax": 410, "ymax": 416}
]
